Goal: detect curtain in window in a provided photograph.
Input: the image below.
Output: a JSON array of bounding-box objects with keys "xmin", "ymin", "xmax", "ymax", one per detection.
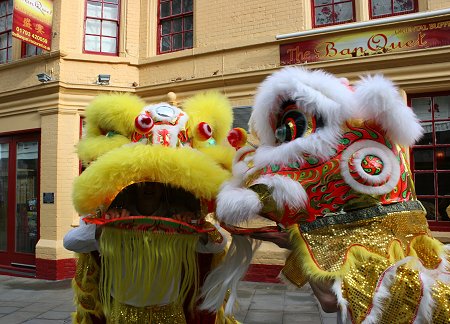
[
  {"xmin": 314, "ymin": 0, "xmax": 354, "ymax": 26},
  {"xmin": 85, "ymin": 0, "xmax": 119, "ymax": 54},
  {"xmin": 372, "ymin": 0, "xmax": 414, "ymax": 17}
]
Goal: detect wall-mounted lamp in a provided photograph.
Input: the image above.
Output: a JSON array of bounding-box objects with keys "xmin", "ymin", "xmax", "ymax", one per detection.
[
  {"xmin": 97, "ymin": 74, "xmax": 110, "ymax": 85},
  {"xmin": 37, "ymin": 73, "xmax": 52, "ymax": 83}
]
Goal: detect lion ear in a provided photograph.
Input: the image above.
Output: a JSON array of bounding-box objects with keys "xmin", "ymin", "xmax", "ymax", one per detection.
[
  {"xmin": 354, "ymin": 74, "xmax": 423, "ymax": 146},
  {"xmin": 84, "ymin": 93, "xmax": 145, "ymax": 137},
  {"xmin": 77, "ymin": 93, "xmax": 145, "ymax": 164},
  {"xmin": 183, "ymin": 91, "xmax": 233, "ymax": 146}
]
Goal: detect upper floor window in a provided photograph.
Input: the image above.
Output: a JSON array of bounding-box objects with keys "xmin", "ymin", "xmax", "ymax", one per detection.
[
  {"xmin": 84, "ymin": 0, "xmax": 120, "ymax": 55},
  {"xmin": 370, "ymin": 0, "xmax": 417, "ymax": 19},
  {"xmin": 158, "ymin": 0, "xmax": 193, "ymax": 54},
  {"xmin": 312, "ymin": 0, "xmax": 355, "ymax": 28},
  {"xmin": 21, "ymin": 42, "xmax": 44, "ymax": 58},
  {"xmin": 0, "ymin": 0, "xmax": 13, "ymax": 64}
]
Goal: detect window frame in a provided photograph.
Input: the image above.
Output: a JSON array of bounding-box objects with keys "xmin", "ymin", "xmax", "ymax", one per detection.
[
  {"xmin": 311, "ymin": 0, "xmax": 356, "ymax": 29},
  {"xmin": 20, "ymin": 42, "xmax": 44, "ymax": 58},
  {"xmin": 0, "ymin": 0, "xmax": 13, "ymax": 64},
  {"xmin": 83, "ymin": 0, "xmax": 121, "ymax": 56},
  {"xmin": 369, "ymin": 0, "xmax": 418, "ymax": 19},
  {"xmin": 409, "ymin": 91, "xmax": 450, "ymax": 232},
  {"xmin": 157, "ymin": 0, "xmax": 193, "ymax": 55}
]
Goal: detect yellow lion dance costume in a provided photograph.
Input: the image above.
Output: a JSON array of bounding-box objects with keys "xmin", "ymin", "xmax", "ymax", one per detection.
[{"xmin": 65, "ymin": 92, "xmax": 238, "ymax": 324}]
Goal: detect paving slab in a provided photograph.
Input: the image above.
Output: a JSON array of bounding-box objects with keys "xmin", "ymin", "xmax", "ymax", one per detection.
[{"xmin": 0, "ymin": 275, "xmax": 338, "ymax": 324}]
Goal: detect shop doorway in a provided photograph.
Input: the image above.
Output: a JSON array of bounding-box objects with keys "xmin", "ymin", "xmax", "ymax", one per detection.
[{"xmin": 0, "ymin": 132, "xmax": 40, "ymax": 274}]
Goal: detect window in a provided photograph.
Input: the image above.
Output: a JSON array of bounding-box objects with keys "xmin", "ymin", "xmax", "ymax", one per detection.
[
  {"xmin": 312, "ymin": 0, "xmax": 355, "ymax": 28},
  {"xmin": 370, "ymin": 0, "xmax": 417, "ymax": 19},
  {"xmin": 21, "ymin": 42, "xmax": 44, "ymax": 58},
  {"xmin": 0, "ymin": 0, "xmax": 13, "ymax": 64},
  {"xmin": 232, "ymin": 106, "xmax": 252, "ymax": 132},
  {"xmin": 158, "ymin": 0, "xmax": 193, "ymax": 54},
  {"xmin": 84, "ymin": 0, "xmax": 120, "ymax": 55},
  {"xmin": 410, "ymin": 93, "xmax": 450, "ymax": 230}
]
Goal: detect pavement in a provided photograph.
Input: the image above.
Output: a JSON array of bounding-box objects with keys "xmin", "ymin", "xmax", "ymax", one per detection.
[{"xmin": 0, "ymin": 274, "xmax": 337, "ymax": 324}]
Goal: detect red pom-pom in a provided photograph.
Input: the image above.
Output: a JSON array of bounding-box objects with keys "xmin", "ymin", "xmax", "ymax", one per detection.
[
  {"xmin": 197, "ymin": 122, "xmax": 213, "ymax": 141},
  {"xmin": 227, "ymin": 128, "xmax": 247, "ymax": 149},
  {"xmin": 135, "ymin": 113, "xmax": 154, "ymax": 134}
]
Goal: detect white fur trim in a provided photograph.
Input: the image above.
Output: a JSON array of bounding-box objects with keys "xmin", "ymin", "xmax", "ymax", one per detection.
[
  {"xmin": 233, "ymin": 146, "xmax": 256, "ymax": 165},
  {"xmin": 363, "ymin": 257, "xmax": 412, "ymax": 324},
  {"xmin": 249, "ymin": 67, "xmax": 355, "ymax": 169},
  {"xmin": 252, "ymin": 125, "xmax": 342, "ymax": 169},
  {"xmin": 253, "ymin": 174, "xmax": 308, "ymax": 211},
  {"xmin": 332, "ymin": 278, "xmax": 349, "ymax": 323},
  {"xmin": 200, "ymin": 235, "xmax": 260, "ymax": 314},
  {"xmin": 232, "ymin": 146, "xmax": 256, "ymax": 180},
  {"xmin": 215, "ymin": 182, "xmax": 263, "ymax": 225},
  {"xmin": 354, "ymin": 74, "xmax": 423, "ymax": 146},
  {"xmin": 340, "ymin": 140, "xmax": 400, "ymax": 196},
  {"xmin": 413, "ymin": 272, "xmax": 435, "ymax": 324},
  {"xmin": 250, "ymin": 67, "xmax": 355, "ymax": 146}
]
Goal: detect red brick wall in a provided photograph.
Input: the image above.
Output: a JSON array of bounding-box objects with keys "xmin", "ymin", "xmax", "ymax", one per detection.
[
  {"xmin": 35, "ymin": 258, "xmax": 76, "ymax": 280},
  {"xmin": 243, "ymin": 264, "xmax": 283, "ymax": 283}
]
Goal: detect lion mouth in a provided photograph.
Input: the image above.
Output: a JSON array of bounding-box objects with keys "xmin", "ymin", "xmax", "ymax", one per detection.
[{"xmin": 108, "ymin": 182, "xmax": 202, "ymax": 221}]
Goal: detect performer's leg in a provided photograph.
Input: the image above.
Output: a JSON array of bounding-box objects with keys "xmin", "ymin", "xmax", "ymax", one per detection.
[{"xmin": 309, "ymin": 280, "xmax": 338, "ymax": 313}]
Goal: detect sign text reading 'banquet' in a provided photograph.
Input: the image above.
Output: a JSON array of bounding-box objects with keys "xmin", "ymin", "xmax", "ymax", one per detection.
[{"xmin": 280, "ymin": 20, "xmax": 450, "ymax": 65}]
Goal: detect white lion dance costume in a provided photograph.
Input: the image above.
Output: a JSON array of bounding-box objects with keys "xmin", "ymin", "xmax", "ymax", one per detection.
[
  {"xmin": 65, "ymin": 92, "xmax": 238, "ymax": 323},
  {"xmin": 202, "ymin": 67, "xmax": 450, "ymax": 323}
]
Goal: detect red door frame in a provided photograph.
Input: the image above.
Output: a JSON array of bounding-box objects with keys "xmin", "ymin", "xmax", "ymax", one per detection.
[{"xmin": 0, "ymin": 131, "xmax": 41, "ymax": 271}]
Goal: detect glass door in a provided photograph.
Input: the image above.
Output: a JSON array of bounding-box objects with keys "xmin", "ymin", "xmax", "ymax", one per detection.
[
  {"xmin": 0, "ymin": 133, "xmax": 40, "ymax": 270},
  {"xmin": 15, "ymin": 141, "xmax": 39, "ymax": 256},
  {"xmin": 0, "ymin": 142, "xmax": 9, "ymax": 253}
]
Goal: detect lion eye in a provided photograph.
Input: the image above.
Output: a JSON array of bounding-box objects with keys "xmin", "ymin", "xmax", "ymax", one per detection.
[
  {"xmin": 275, "ymin": 110, "xmax": 307, "ymax": 143},
  {"xmin": 197, "ymin": 122, "xmax": 213, "ymax": 140},
  {"xmin": 135, "ymin": 113, "xmax": 154, "ymax": 134}
]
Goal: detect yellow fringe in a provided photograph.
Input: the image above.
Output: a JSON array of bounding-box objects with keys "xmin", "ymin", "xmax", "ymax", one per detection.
[{"xmin": 99, "ymin": 228, "xmax": 200, "ymax": 316}]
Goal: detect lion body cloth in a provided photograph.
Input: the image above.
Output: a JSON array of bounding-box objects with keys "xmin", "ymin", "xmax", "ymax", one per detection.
[{"xmin": 201, "ymin": 67, "xmax": 450, "ymax": 324}]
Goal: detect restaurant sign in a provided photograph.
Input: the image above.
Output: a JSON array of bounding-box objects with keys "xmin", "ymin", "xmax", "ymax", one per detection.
[
  {"xmin": 280, "ymin": 20, "xmax": 450, "ymax": 65},
  {"xmin": 12, "ymin": 0, "xmax": 53, "ymax": 51}
]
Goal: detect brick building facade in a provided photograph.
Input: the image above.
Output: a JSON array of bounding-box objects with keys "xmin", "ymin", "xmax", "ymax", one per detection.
[{"xmin": 1, "ymin": 0, "xmax": 449, "ymax": 280}]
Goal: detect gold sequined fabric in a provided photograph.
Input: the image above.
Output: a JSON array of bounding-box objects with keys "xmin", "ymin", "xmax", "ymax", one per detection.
[
  {"xmin": 301, "ymin": 208, "xmax": 429, "ymax": 272},
  {"xmin": 203, "ymin": 221, "xmax": 224, "ymax": 244},
  {"xmin": 291, "ymin": 203, "xmax": 450, "ymax": 324},
  {"xmin": 432, "ymin": 281, "xmax": 450, "ymax": 323},
  {"xmin": 282, "ymin": 252, "xmax": 308, "ymax": 288},
  {"xmin": 109, "ymin": 301, "xmax": 186, "ymax": 324},
  {"xmin": 377, "ymin": 265, "xmax": 422, "ymax": 324},
  {"xmin": 341, "ymin": 257, "xmax": 390, "ymax": 323}
]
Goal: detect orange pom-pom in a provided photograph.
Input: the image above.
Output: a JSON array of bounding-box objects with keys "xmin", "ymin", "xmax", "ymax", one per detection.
[{"xmin": 227, "ymin": 128, "xmax": 247, "ymax": 149}]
